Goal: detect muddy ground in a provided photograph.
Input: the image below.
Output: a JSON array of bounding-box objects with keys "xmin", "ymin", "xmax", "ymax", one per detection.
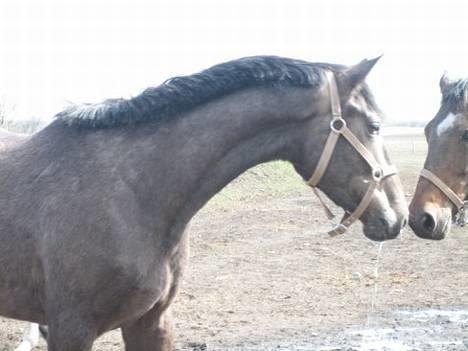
[{"xmin": 0, "ymin": 135, "xmax": 467, "ymax": 350}]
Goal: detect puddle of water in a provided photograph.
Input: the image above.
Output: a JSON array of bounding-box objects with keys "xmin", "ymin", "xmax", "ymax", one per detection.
[
  {"xmin": 251, "ymin": 308, "xmax": 468, "ymax": 351},
  {"xmin": 349, "ymin": 328, "xmax": 412, "ymax": 351},
  {"xmin": 355, "ymin": 241, "xmax": 468, "ymax": 351},
  {"xmin": 396, "ymin": 309, "xmax": 468, "ymax": 323},
  {"xmin": 348, "ymin": 308, "xmax": 468, "ymax": 351},
  {"xmin": 226, "ymin": 308, "xmax": 468, "ymax": 351},
  {"xmin": 356, "ymin": 339, "xmax": 413, "ymax": 351}
]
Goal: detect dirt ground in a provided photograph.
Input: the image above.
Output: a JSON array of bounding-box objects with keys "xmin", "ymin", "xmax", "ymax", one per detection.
[{"xmin": 1, "ymin": 135, "xmax": 467, "ymax": 350}]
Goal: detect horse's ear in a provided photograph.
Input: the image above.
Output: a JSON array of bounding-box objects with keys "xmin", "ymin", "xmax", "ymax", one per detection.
[
  {"xmin": 337, "ymin": 56, "xmax": 382, "ymax": 96},
  {"xmin": 439, "ymin": 72, "xmax": 454, "ymax": 94}
]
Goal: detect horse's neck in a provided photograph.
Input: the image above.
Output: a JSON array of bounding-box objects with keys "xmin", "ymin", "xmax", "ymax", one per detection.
[
  {"xmin": 136, "ymin": 89, "xmax": 306, "ymax": 228},
  {"xmin": 178, "ymin": 122, "xmax": 301, "ymax": 213}
]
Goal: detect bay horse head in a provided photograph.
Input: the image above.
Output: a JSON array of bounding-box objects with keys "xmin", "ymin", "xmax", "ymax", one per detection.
[
  {"xmin": 295, "ymin": 57, "xmax": 408, "ymax": 241},
  {"xmin": 409, "ymin": 73, "xmax": 468, "ymax": 239}
]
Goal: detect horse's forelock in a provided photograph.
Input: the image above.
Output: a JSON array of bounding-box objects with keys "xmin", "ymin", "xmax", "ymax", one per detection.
[{"xmin": 443, "ymin": 78, "xmax": 468, "ymax": 111}]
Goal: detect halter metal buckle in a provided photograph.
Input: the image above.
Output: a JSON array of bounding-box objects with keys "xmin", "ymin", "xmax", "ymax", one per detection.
[
  {"xmin": 329, "ymin": 223, "xmax": 348, "ymax": 237},
  {"xmin": 456, "ymin": 201, "xmax": 468, "ymax": 227}
]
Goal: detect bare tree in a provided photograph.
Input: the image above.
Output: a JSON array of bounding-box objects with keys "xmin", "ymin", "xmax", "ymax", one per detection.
[
  {"xmin": 0, "ymin": 95, "xmax": 16, "ymax": 128},
  {"xmin": 0, "ymin": 96, "xmax": 6, "ymax": 126}
]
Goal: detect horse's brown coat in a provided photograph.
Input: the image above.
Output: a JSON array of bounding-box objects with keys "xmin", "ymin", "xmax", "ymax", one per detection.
[{"xmin": 0, "ymin": 56, "xmax": 406, "ymax": 350}]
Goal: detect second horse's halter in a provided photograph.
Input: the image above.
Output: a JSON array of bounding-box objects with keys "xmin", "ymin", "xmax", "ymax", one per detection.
[{"xmin": 419, "ymin": 169, "xmax": 467, "ymax": 226}]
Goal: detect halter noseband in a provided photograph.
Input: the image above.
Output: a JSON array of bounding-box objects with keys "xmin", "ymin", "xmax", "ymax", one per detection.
[
  {"xmin": 307, "ymin": 71, "xmax": 398, "ymax": 237},
  {"xmin": 419, "ymin": 169, "xmax": 467, "ymax": 226}
]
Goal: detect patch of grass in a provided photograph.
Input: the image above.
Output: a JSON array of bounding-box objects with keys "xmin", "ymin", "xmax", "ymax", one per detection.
[{"xmin": 208, "ymin": 161, "xmax": 308, "ymax": 208}]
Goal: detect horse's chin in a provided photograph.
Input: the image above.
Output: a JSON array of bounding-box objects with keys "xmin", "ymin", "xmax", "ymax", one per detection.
[
  {"xmin": 362, "ymin": 217, "xmax": 403, "ymax": 242},
  {"xmin": 363, "ymin": 227, "xmax": 395, "ymax": 242}
]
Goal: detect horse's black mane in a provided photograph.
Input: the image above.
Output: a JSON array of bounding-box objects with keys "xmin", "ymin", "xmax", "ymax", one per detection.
[
  {"xmin": 442, "ymin": 78, "xmax": 468, "ymax": 108},
  {"xmin": 57, "ymin": 56, "xmax": 327, "ymax": 129}
]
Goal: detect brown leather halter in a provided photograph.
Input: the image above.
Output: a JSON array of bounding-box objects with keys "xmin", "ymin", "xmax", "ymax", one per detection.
[
  {"xmin": 307, "ymin": 71, "xmax": 398, "ymax": 237},
  {"xmin": 419, "ymin": 169, "xmax": 467, "ymax": 226}
]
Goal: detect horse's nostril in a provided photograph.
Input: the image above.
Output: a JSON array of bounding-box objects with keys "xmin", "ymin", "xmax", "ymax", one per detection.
[{"xmin": 420, "ymin": 213, "xmax": 436, "ymax": 232}]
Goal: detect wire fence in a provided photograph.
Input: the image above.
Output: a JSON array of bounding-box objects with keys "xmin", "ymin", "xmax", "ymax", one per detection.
[{"xmin": 385, "ymin": 140, "xmax": 427, "ymax": 154}]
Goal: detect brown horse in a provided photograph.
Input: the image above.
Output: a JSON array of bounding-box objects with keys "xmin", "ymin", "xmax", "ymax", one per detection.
[
  {"xmin": 0, "ymin": 56, "xmax": 407, "ymax": 350},
  {"xmin": 410, "ymin": 73, "xmax": 468, "ymax": 239}
]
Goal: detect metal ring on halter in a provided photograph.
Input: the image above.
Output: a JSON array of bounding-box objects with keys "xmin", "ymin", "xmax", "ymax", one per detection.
[
  {"xmin": 372, "ymin": 168, "xmax": 384, "ymax": 181},
  {"xmin": 458, "ymin": 202, "xmax": 468, "ymax": 226},
  {"xmin": 330, "ymin": 117, "xmax": 346, "ymax": 133}
]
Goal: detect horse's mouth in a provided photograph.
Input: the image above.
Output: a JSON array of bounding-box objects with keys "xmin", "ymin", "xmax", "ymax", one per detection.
[
  {"xmin": 441, "ymin": 217, "xmax": 451, "ymax": 233},
  {"xmin": 363, "ymin": 221, "xmax": 401, "ymax": 242}
]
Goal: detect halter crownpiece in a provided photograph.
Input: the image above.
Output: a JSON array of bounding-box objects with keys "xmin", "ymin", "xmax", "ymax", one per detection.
[
  {"xmin": 419, "ymin": 169, "xmax": 467, "ymax": 226},
  {"xmin": 307, "ymin": 71, "xmax": 398, "ymax": 237}
]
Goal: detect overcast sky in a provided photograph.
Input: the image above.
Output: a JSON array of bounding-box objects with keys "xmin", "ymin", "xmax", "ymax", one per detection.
[{"xmin": 1, "ymin": 0, "xmax": 467, "ymax": 122}]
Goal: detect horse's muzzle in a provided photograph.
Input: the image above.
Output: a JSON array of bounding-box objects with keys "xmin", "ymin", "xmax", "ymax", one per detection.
[{"xmin": 409, "ymin": 207, "xmax": 451, "ymax": 240}]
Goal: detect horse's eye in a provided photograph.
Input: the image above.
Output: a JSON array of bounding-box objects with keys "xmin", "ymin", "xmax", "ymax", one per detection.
[
  {"xmin": 461, "ymin": 129, "xmax": 468, "ymax": 142},
  {"xmin": 367, "ymin": 122, "xmax": 381, "ymax": 136}
]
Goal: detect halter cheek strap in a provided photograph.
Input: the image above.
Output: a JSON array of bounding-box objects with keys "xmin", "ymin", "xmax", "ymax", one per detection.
[
  {"xmin": 418, "ymin": 127, "xmax": 468, "ymax": 227},
  {"xmin": 307, "ymin": 71, "xmax": 398, "ymax": 237}
]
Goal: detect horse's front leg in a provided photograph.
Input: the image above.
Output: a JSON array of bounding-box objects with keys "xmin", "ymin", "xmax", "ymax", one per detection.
[
  {"xmin": 121, "ymin": 227, "xmax": 188, "ymax": 351},
  {"xmin": 46, "ymin": 312, "xmax": 96, "ymax": 351},
  {"xmin": 121, "ymin": 261, "xmax": 183, "ymax": 351},
  {"xmin": 121, "ymin": 306, "xmax": 174, "ymax": 351}
]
